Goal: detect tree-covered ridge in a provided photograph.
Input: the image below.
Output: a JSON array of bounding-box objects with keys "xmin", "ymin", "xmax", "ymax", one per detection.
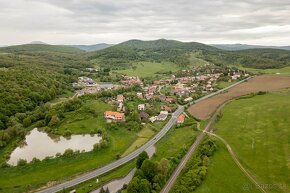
[
  {"xmin": 0, "ymin": 44, "xmax": 84, "ymax": 54},
  {"xmin": 88, "ymin": 39, "xmax": 290, "ymax": 69},
  {"xmin": 0, "ymin": 50, "xmax": 91, "ymax": 130},
  {"xmin": 88, "ymin": 39, "xmax": 217, "ymax": 69},
  {"xmin": 199, "ymin": 48, "xmax": 290, "ymax": 69}
]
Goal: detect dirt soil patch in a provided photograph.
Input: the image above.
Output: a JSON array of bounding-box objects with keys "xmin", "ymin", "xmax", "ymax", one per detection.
[{"xmin": 188, "ymin": 75, "xmax": 290, "ymax": 120}]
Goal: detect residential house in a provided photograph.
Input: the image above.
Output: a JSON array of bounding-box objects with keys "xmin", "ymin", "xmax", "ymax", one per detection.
[
  {"xmin": 139, "ymin": 111, "xmax": 149, "ymax": 121},
  {"xmin": 161, "ymin": 105, "xmax": 172, "ymax": 112},
  {"xmin": 136, "ymin": 92, "xmax": 143, "ymax": 98},
  {"xmin": 177, "ymin": 114, "xmax": 186, "ymax": 124},
  {"xmin": 138, "ymin": 104, "xmax": 146, "ymax": 111},
  {"xmin": 156, "ymin": 111, "xmax": 168, "ymax": 121},
  {"xmin": 184, "ymin": 97, "xmax": 193, "ymax": 103},
  {"xmin": 165, "ymin": 98, "xmax": 175, "ymax": 103},
  {"xmin": 149, "ymin": 116, "xmax": 157, "ymax": 123},
  {"xmin": 117, "ymin": 95, "xmax": 125, "ymax": 103},
  {"xmin": 104, "ymin": 111, "xmax": 125, "ymax": 121},
  {"xmin": 117, "ymin": 103, "xmax": 124, "ymax": 112}
]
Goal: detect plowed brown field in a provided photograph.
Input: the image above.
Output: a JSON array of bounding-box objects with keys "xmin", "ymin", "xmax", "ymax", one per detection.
[{"xmin": 188, "ymin": 75, "xmax": 290, "ymax": 120}]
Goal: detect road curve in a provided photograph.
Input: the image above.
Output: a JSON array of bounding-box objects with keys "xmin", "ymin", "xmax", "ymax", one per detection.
[{"xmin": 37, "ymin": 77, "xmax": 251, "ymax": 193}]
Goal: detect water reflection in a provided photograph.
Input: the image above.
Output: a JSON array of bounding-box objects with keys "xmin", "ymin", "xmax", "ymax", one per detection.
[{"xmin": 8, "ymin": 128, "xmax": 101, "ymax": 166}]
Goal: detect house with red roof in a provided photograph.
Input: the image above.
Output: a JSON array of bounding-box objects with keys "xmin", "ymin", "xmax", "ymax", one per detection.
[{"xmin": 177, "ymin": 114, "xmax": 186, "ymax": 124}]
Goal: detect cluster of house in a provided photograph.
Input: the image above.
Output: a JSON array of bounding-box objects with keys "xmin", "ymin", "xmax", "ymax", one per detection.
[
  {"xmin": 73, "ymin": 76, "xmax": 116, "ymax": 97},
  {"xmin": 73, "ymin": 76, "xmax": 96, "ymax": 88},
  {"xmin": 229, "ymin": 71, "xmax": 249, "ymax": 80},
  {"xmin": 173, "ymin": 73, "xmax": 222, "ymax": 95},
  {"xmin": 120, "ymin": 76, "xmax": 142, "ymax": 86},
  {"xmin": 104, "ymin": 94, "xmax": 125, "ymax": 122},
  {"xmin": 144, "ymin": 85, "xmax": 158, "ymax": 100}
]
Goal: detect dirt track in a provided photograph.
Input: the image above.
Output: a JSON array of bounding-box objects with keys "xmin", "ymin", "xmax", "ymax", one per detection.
[{"xmin": 188, "ymin": 75, "xmax": 290, "ymax": 120}]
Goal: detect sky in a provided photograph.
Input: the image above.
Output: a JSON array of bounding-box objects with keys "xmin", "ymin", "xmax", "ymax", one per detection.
[{"xmin": 0, "ymin": 0, "xmax": 290, "ymax": 46}]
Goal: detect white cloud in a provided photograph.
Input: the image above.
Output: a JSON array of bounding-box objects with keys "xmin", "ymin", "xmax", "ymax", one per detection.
[{"xmin": 0, "ymin": 0, "xmax": 289, "ymax": 46}]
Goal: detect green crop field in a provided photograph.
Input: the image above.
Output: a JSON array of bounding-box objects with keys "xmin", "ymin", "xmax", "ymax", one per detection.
[
  {"xmin": 193, "ymin": 140, "xmax": 260, "ymax": 193},
  {"xmin": 214, "ymin": 91, "xmax": 290, "ymax": 193},
  {"xmin": 114, "ymin": 61, "xmax": 180, "ymax": 77}
]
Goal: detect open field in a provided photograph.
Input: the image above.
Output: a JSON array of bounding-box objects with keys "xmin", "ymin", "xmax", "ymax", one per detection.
[
  {"xmin": 216, "ymin": 80, "xmax": 238, "ymax": 89},
  {"xmin": 215, "ymin": 92, "xmax": 290, "ymax": 193},
  {"xmin": 114, "ymin": 61, "xmax": 180, "ymax": 77},
  {"xmin": 122, "ymin": 126, "xmax": 155, "ymax": 156},
  {"xmin": 153, "ymin": 122, "xmax": 199, "ymax": 161},
  {"xmin": 193, "ymin": 140, "xmax": 261, "ymax": 193},
  {"xmin": 188, "ymin": 75, "xmax": 290, "ymax": 120},
  {"xmin": 235, "ymin": 66, "xmax": 290, "ymax": 76}
]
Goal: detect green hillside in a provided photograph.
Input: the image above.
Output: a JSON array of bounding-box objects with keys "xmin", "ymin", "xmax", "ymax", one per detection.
[
  {"xmin": 88, "ymin": 39, "xmax": 290, "ymax": 70},
  {"xmin": 88, "ymin": 39, "xmax": 217, "ymax": 69},
  {"xmin": 0, "ymin": 44, "xmax": 83, "ymax": 54},
  {"xmin": 200, "ymin": 48, "xmax": 290, "ymax": 69}
]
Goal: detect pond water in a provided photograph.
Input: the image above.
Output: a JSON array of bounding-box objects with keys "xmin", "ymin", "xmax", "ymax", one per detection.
[{"xmin": 8, "ymin": 128, "xmax": 102, "ymax": 166}]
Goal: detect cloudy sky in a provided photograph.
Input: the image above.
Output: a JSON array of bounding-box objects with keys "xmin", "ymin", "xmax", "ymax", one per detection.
[{"xmin": 0, "ymin": 0, "xmax": 290, "ymax": 46}]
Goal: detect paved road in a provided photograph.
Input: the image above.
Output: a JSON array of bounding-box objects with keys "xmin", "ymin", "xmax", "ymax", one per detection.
[
  {"xmin": 160, "ymin": 103, "xmax": 223, "ymax": 193},
  {"xmin": 37, "ymin": 106, "xmax": 184, "ymax": 193},
  {"xmin": 37, "ymin": 77, "xmax": 251, "ymax": 193}
]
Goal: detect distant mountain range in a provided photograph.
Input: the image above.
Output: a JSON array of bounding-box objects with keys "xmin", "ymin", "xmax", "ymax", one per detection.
[{"xmin": 211, "ymin": 44, "xmax": 290, "ymax": 51}]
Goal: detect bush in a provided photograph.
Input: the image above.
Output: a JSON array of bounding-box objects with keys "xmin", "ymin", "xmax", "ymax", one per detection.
[
  {"xmin": 17, "ymin": 159, "xmax": 28, "ymax": 166},
  {"xmin": 63, "ymin": 148, "xmax": 74, "ymax": 157}
]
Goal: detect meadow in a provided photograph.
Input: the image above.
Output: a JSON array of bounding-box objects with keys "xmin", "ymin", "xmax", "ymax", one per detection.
[
  {"xmin": 114, "ymin": 61, "xmax": 180, "ymax": 77},
  {"xmin": 193, "ymin": 140, "xmax": 261, "ymax": 193},
  {"xmin": 215, "ymin": 91, "xmax": 290, "ymax": 193}
]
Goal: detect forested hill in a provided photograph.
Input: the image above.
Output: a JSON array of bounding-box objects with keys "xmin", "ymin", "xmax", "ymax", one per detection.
[
  {"xmin": 0, "ymin": 45, "xmax": 92, "ymax": 131},
  {"xmin": 199, "ymin": 48, "xmax": 290, "ymax": 69},
  {"xmin": 88, "ymin": 39, "xmax": 290, "ymax": 69},
  {"xmin": 211, "ymin": 43, "xmax": 290, "ymax": 51},
  {"xmin": 0, "ymin": 44, "xmax": 84, "ymax": 54},
  {"xmin": 88, "ymin": 39, "xmax": 218, "ymax": 69}
]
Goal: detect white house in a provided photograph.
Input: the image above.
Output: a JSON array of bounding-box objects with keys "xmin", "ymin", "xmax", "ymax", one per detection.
[{"xmin": 138, "ymin": 104, "xmax": 145, "ymax": 111}]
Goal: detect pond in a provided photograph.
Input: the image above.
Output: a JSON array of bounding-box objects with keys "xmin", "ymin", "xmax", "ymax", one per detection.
[{"xmin": 8, "ymin": 128, "xmax": 102, "ymax": 166}]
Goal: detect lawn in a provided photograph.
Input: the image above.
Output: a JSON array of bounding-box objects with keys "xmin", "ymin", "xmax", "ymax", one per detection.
[
  {"xmin": 193, "ymin": 140, "xmax": 261, "ymax": 193},
  {"xmin": 114, "ymin": 61, "xmax": 180, "ymax": 78},
  {"xmin": 215, "ymin": 91, "xmax": 290, "ymax": 193}
]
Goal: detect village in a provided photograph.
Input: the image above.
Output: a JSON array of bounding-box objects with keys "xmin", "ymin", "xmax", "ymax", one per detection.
[{"xmin": 71, "ymin": 67, "xmax": 249, "ymax": 126}]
